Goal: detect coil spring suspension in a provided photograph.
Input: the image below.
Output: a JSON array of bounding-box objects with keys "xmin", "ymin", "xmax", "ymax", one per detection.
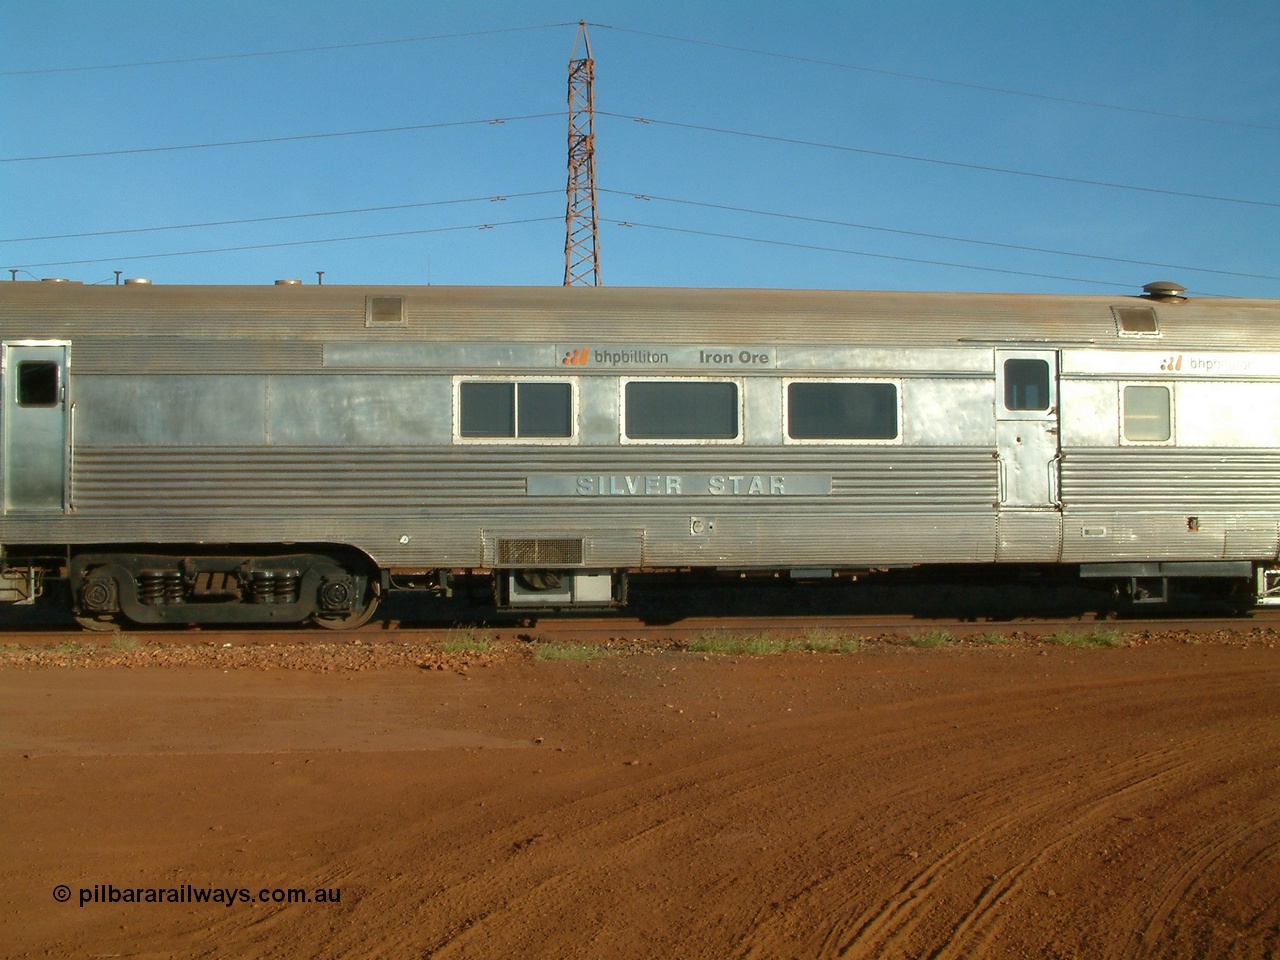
[
  {"xmin": 274, "ymin": 571, "xmax": 300, "ymax": 604},
  {"xmin": 138, "ymin": 570, "xmax": 184, "ymax": 605},
  {"xmin": 138, "ymin": 570, "xmax": 165, "ymax": 605},
  {"xmin": 250, "ymin": 571, "xmax": 277, "ymax": 604},
  {"xmin": 250, "ymin": 570, "xmax": 300, "ymax": 604}
]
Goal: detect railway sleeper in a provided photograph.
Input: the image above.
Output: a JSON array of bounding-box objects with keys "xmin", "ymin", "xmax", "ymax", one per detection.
[{"xmin": 68, "ymin": 550, "xmax": 379, "ymax": 629}]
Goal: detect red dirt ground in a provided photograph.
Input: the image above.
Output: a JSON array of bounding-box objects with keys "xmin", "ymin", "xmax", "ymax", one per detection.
[{"xmin": 2, "ymin": 636, "xmax": 1278, "ymax": 959}]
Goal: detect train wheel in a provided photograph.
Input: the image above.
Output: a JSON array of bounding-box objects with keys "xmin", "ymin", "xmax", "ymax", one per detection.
[
  {"xmin": 73, "ymin": 613, "xmax": 122, "ymax": 632},
  {"xmin": 311, "ymin": 593, "xmax": 380, "ymax": 631}
]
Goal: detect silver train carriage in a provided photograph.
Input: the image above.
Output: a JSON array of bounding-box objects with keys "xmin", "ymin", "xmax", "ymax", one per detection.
[{"xmin": 1, "ymin": 278, "xmax": 1278, "ymax": 628}]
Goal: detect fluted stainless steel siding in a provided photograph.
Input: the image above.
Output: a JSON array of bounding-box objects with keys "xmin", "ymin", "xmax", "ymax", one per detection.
[
  {"xmin": 1061, "ymin": 449, "xmax": 1280, "ymax": 562},
  {"xmin": 54, "ymin": 445, "xmax": 998, "ymax": 568}
]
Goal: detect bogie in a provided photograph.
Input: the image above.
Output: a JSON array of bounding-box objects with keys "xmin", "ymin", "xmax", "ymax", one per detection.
[{"xmin": 68, "ymin": 549, "xmax": 379, "ymax": 629}]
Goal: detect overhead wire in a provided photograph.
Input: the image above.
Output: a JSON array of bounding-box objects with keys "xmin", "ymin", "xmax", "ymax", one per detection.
[
  {"xmin": 17, "ymin": 184, "xmax": 1266, "ymax": 287},
  {"xmin": 606, "ymin": 220, "xmax": 1232, "ymax": 295},
  {"xmin": 0, "ymin": 24, "xmax": 577, "ymax": 75},
  {"xmin": 1, "ymin": 115, "xmax": 560, "ymax": 163},
  {"xmin": 6, "ymin": 218, "xmax": 563, "ymax": 270},
  {"xmin": 602, "ymin": 190, "xmax": 1280, "ymax": 283},
  {"xmin": 602, "ymin": 113, "xmax": 1280, "ymax": 210},
  {"xmin": 588, "ymin": 23, "xmax": 1280, "ymax": 135},
  {"xmin": 4, "ymin": 21, "xmax": 1275, "ymax": 288},
  {"xmin": 2, "ymin": 191, "xmax": 561, "ymax": 243}
]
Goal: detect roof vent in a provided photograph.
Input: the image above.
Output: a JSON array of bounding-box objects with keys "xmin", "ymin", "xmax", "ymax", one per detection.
[
  {"xmin": 40, "ymin": 277, "xmax": 79, "ymax": 284},
  {"xmin": 275, "ymin": 278, "xmax": 302, "ymax": 286},
  {"xmin": 123, "ymin": 277, "xmax": 152, "ymax": 285},
  {"xmin": 1142, "ymin": 280, "xmax": 1186, "ymax": 301}
]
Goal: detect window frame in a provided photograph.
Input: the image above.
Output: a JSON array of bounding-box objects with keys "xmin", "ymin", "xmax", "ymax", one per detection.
[
  {"xmin": 619, "ymin": 377, "xmax": 744, "ymax": 445},
  {"xmin": 16, "ymin": 359, "xmax": 61, "ymax": 408},
  {"xmin": 1111, "ymin": 305, "xmax": 1161, "ymax": 338},
  {"xmin": 1120, "ymin": 382, "xmax": 1175, "ymax": 445},
  {"xmin": 365, "ymin": 295, "xmax": 407, "ymax": 328},
  {"xmin": 782, "ymin": 378, "xmax": 903, "ymax": 445},
  {"xmin": 452, "ymin": 376, "xmax": 578, "ymax": 444},
  {"xmin": 996, "ymin": 352, "xmax": 1059, "ymax": 422}
]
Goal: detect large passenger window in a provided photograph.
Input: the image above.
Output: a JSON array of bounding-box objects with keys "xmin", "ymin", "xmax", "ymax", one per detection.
[
  {"xmin": 1123, "ymin": 385, "xmax": 1171, "ymax": 442},
  {"xmin": 1003, "ymin": 359, "xmax": 1050, "ymax": 411},
  {"xmin": 787, "ymin": 381, "xmax": 898, "ymax": 440},
  {"xmin": 458, "ymin": 380, "xmax": 572, "ymax": 439},
  {"xmin": 624, "ymin": 380, "xmax": 739, "ymax": 440},
  {"xmin": 17, "ymin": 361, "xmax": 59, "ymax": 407}
]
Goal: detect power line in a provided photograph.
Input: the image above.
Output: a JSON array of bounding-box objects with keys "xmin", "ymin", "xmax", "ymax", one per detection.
[
  {"xmin": 6, "ymin": 217, "xmax": 562, "ymax": 269},
  {"xmin": 1, "ymin": 192, "xmax": 560, "ymax": 243},
  {"xmin": 589, "ymin": 23, "xmax": 1280, "ymax": 135},
  {"xmin": 604, "ymin": 189, "xmax": 1280, "ymax": 283},
  {"xmin": 603, "ymin": 113, "xmax": 1280, "ymax": 210},
  {"xmin": 1, "ymin": 114, "xmax": 560, "ymax": 163},
  {"xmin": 14, "ymin": 185, "xmax": 1271, "ymax": 286},
  {"xmin": 10, "ymin": 17, "xmax": 1269, "ymax": 136},
  {"xmin": 0, "ymin": 24, "xmax": 577, "ymax": 76},
  {"xmin": 606, "ymin": 219, "xmax": 1174, "ymax": 293}
]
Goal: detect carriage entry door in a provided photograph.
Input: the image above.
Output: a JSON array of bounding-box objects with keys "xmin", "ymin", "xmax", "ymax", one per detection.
[
  {"xmin": 3, "ymin": 342, "xmax": 71, "ymax": 513},
  {"xmin": 995, "ymin": 349, "xmax": 1062, "ymax": 561}
]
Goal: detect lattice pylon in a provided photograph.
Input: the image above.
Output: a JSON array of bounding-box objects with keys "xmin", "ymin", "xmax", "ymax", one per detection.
[{"xmin": 564, "ymin": 21, "xmax": 600, "ymax": 286}]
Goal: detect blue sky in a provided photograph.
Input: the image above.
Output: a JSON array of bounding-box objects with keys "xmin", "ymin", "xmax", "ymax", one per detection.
[{"xmin": 3, "ymin": 0, "xmax": 1278, "ymax": 297}]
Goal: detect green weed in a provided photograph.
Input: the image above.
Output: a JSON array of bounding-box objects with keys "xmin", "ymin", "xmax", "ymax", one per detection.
[
  {"xmin": 908, "ymin": 629, "xmax": 955, "ymax": 648},
  {"xmin": 1044, "ymin": 628, "xmax": 1127, "ymax": 648},
  {"xmin": 441, "ymin": 630, "xmax": 492, "ymax": 654},
  {"xmin": 532, "ymin": 642, "xmax": 611, "ymax": 661}
]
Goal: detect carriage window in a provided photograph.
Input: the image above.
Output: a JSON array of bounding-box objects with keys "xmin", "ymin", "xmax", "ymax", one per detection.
[
  {"xmin": 787, "ymin": 382, "xmax": 898, "ymax": 440},
  {"xmin": 17, "ymin": 361, "xmax": 59, "ymax": 407},
  {"xmin": 459, "ymin": 381, "xmax": 572, "ymax": 439},
  {"xmin": 516, "ymin": 382, "xmax": 572, "ymax": 437},
  {"xmin": 1123, "ymin": 385, "xmax": 1171, "ymax": 442},
  {"xmin": 1004, "ymin": 359, "xmax": 1050, "ymax": 411},
  {"xmin": 624, "ymin": 381, "xmax": 739, "ymax": 440}
]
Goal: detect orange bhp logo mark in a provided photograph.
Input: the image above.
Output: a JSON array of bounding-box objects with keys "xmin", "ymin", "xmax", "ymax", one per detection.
[
  {"xmin": 1160, "ymin": 355, "xmax": 1183, "ymax": 372},
  {"xmin": 562, "ymin": 348, "xmax": 590, "ymax": 366}
]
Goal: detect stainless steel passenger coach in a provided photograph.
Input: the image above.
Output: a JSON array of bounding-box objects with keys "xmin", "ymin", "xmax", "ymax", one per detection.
[{"xmin": 1, "ymin": 279, "xmax": 1278, "ymax": 628}]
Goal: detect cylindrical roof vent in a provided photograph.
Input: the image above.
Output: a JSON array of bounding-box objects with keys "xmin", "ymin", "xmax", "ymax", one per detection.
[
  {"xmin": 1142, "ymin": 280, "xmax": 1186, "ymax": 301},
  {"xmin": 123, "ymin": 278, "xmax": 152, "ymax": 285},
  {"xmin": 275, "ymin": 278, "xmax": 302, "ymax": 286}
]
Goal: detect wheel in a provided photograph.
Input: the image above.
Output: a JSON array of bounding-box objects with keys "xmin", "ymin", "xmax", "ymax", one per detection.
[
  {"xmin": 311, "ymin": 593, "xmax": 381, "ymax": 631},
  {"xmin": 73, "ymin": 613, "xmax": 122, "ymax": 632}
]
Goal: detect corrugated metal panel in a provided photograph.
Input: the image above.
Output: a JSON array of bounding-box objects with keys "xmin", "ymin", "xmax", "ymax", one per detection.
[
  {"xmin": 72, "ymin": 337, "xmax": 322, "ymax": 373},
  {"xmin": 69, "ymin": 446, "xmax": 996, "ymax": 515},
  {"xmin": 1061, "ymin": 449, "xmax": 1280, "ymax": 509},
  {"xmin": 51, "ymin": 445, "xmax": 1002, "ymax": 568},
  {"xmin": 996, "ymin": 511, "xmax": 1063, "ymax": 562},
  {"xmin": 1060, "ymin": 448, "xmax": 1280, "ymax": 563}
]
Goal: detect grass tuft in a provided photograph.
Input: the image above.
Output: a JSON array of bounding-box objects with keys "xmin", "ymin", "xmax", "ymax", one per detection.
[
  {"xmin": 1044, "ymin": 628, "xmax": 1127, "ymax": 648},
  {"xmin": 799, "ymin": 628, "xmax": 863, "ymax": 654},
  {"xmin": 532, "ymin": 642, "xmax": 611, "ymax": 661},
  {"xmin": 442, "ymin": 630, "xmax": 492, "ymax": 654},
  {"xmin": 111, "ymin": 632, "xmax": 140, "ymax": 651},
  {"xmin": 971, "ymin": 632, "xmax": 1010, "ymax": 645},
  {"xmin": 908, "ymin": 629, "xmax": 955, "ymax": 648},
  {"xmin": 687, "ymin": 629, "xmax": 863, "ymax": 655}
]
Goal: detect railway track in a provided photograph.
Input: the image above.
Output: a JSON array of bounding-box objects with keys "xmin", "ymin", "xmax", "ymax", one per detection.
[{"xmin": 4, "ymin": 593, "xmax": 1278, "ymax": 651}]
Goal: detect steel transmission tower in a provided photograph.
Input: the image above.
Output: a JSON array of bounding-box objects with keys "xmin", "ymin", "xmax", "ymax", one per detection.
[{"xmin": 564, "ymin": 22, "xmax": 600, "ymax": 286}]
